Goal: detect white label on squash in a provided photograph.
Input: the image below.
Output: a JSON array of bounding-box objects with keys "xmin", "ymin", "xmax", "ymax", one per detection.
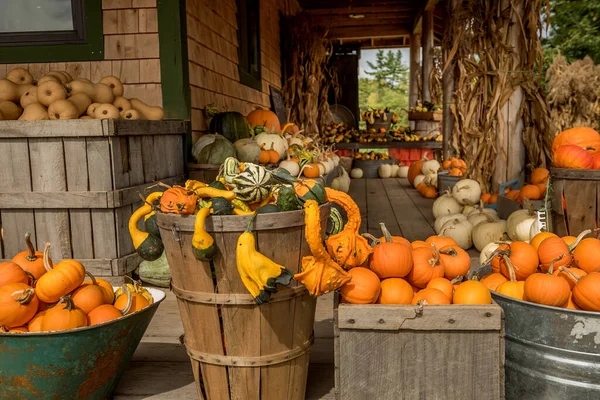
[{"xmin": 536, "ymin": 210, "xmax": 547, "ymax": 232}]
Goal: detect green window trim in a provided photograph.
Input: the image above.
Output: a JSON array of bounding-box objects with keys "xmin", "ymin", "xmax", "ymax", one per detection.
[{"xmin": 0, "ymin": 0, "xmax": 103, "ymax": 63}]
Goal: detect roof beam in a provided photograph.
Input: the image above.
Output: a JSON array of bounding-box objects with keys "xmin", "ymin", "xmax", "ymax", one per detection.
[
  {"xmin": 313, "ymin": 14, "xmax": 414, "ymax": 28},
  {"xmin": 326, "ymin": 25, "xmax": 412, "ymax": 40},
  {"xmin": 413, "ymin": 0, "xmax": 439, "ymax": 33},
  {"xmin": 306, "ymin": 6, "xmax": 416, "ymax": 15}
]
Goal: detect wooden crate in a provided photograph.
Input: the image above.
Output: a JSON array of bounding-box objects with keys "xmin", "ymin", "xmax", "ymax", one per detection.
[
  {"xmin": 187, "ymin": 163, "xmax": 220, "ymax": 183},
  {"xmin": 550, "ymin": 168, "xmax": 600, "ymax": 236},
  {"xmin": 408, "ymin": 110, "xmax": 443, "ymax": 121},
  {"xmin": 334, "ymin": 298, "xmax": 505, "ymax": 400},
  {"xmin": 0, "ymin": 119, "xmax": 188, "ymax": 278}
]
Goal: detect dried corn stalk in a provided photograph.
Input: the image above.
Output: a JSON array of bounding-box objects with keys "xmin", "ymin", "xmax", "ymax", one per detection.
[
  {"xmin": 547, "ymin": 55, "xmax": 600, "ymax": 132},
  {"xmin": 444, "ymin": 0, "xmax": 552, "ymax": 192},
  {"xmin": 282, "ymin": 14, "xmax": 337, "ymax": 135},
  {"xmin": 429, "ymin": 47, "xmax": 443, "ymax": 106}
]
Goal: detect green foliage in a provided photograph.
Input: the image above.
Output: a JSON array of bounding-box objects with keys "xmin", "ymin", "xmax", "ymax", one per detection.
[
  {"xmin": 365, "ymin": 50, "xmax": 409, "ymax": 91},
  {"xmin": 544, "ymin": 0, "xmax": 600, "ymax": 64}
]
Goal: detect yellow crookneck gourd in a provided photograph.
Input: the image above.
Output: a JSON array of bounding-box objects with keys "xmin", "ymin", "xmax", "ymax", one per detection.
[
  {"xmin": 142, "ymin": 191, "xmax": 163, "ymax": 237},
  {"xmin": 236, "ymin": 216, "xmax": 293, "ymax": 304},
  {"xmin": 185, "ymin": 179, "xmax": 236, "ymax": 200},
  {"xmin": 192, "ymin": 206, "xmax": 218, "ymax": 261},
  {"xmin": 129, "ymin": 203, "xmax": 164, "ymax": 261},
  {"xmin": 294, "ymin": 200, "xmax": 351, "ymax": 296},
  {"xmin": 324, "ymin": 188, "xmax": 371, "ymax": 268}
]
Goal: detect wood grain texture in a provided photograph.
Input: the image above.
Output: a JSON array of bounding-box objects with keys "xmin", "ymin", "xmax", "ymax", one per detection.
[{"xmin": 366, "ymin": 179, "xmax": 401, "ymax": 237}]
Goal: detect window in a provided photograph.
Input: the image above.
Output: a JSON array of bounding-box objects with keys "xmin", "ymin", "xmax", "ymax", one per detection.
[
  {"xmin": 236, "ymin": 0, "xmax": 262, "ymax": 91},
  {"xmin": 0, "ymin": 0, "xmax": 103, "ymax": 63}
]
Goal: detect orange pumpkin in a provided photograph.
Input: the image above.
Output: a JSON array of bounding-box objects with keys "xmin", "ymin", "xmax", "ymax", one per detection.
[
  {"xmin": 518, "ymin": 184, "xmax": 541, "ymax": 201},
  {"xmin": 448, "ymin": 168, "xmax": 463, "ymax": 177},
  {"xmin": 426, "ymin": 277, "xmax": 454, "ymax": 301},
  {"xmin": 565, "ymin": 293, "xmax": 581, "ymax": 310},
  {"xmin": 442, "ymin": 159, "xmax": 452, "ymax": 170},
  {"xmin": 481, "ymin": 193, "xmax": 492, "ymax": 204},
  {"xmin": 562, "ymin": 236, "xmax": 577, "ymax": 246},
  {"xmin": 425, "ymin": 236, "xmax": 457, "ymax": 250},
  {"xmin": 411, "ymin": 288, "xmax": 450, "ymax": 305},
  {"xmin": 438, "ymin": 245, "xmax": 470, "ymax": 280},
  {"xmin": 573, "ymin": 238, "xmax": 600, "ymax": 273},
  {"xmin": 453, "ymin": 280, "xmax": 492, "ymax": 304},
  {"xmin": 495, "ymin": 258, "xmax": 525, "ymax": 300},
  {"xmin": 554, "ymin": 267, "xmax": 587, "ymax": 290},
  {"xmin": 87, "ymin": 304, "xmax": 125, "ymax": 325},
  {"xmin": 406, "ymin": 245, "xmax": 445, "ymax": 288},
  {"xmin": 561, "ymin": 270, "xmax": 600, "ymax": 311},
  {"xmin": 71, "ymin": 276, "xmax": 108, "ymax": 314},
  {"xmin": 81, "ymin": 276, "xmax": 115, "ymax": 304},
  {"xmin": 537, "ymin": 235, "xmax": 576, "ymax": 272},
  {"xmin": 258, "ymin": 149, "xmax": 270, "ymax": 164},
  {"xmin": 535, "ymin": 182, "xmax": 547, "ymax": 194},
  {"xmin": 530, "ymin": 232, "xmax": 557, "ymax": 251},
  {"xmin": 3, "ymin": 326, "xmax": 28, "ymax": 333},
  {"xmin": 411, "ymin": 240, "xmax": 429, "ymax": 249},
  {"xmin": 493, "ymin": 242, "xmax": 539, "ymax": 280},
  {"xmin": 530, "ymin": 167, "xmax": 550, "ymax": 184},
  {"xmin": 369, "ymin": 241, "xmax": 413, "ymax": 279},
  {"xmin": 35, "ymin": 244, "xmax": 86, "ymax": 304},
  {"xmin": 340, "ymin": 267, "xmax": 381, "ymax": 304},
  {"xmin": 378, "ymin": 223, "xmax": 411, "ymax": 247},
  {"xmin": 407, "ymin": 155, "xmax": 428, "ymax": 185},
  {"xmin": 554, "ymin": 145, "xmax": 594, "ymax": 169},
  {"xmin": 302, "ymin": 163, "xmax": 321, "ymax": 178},
  {"xmin": 593, "ymin": 154, "xmax": 600, "ymax": 170},
  {"xmin": 114, "ymin": 285, "xmax": 150, "ymax": 314},
  {"xmin": 524, "ymin": 255, "xmax": 571, "ymax": 307},
  {"xmin": 247, "ymin": 109, "xmax": 281, "ymax": 132},
  {"xmin": 40, "ymin": 296, "xmax": 87, "ymax": 332},
  {"xmin": 488, "ymin": 194, "xmax": 498, "ymax": 205},
  {"xmin": 0, "ymin": 262, "xmax": 32, "ymax": 287},
  {"xmin": 552, "ymin": 127, "xmax": 600, "ymax": 156},
  {"xmin": 159, "ymin": 186, "xmax": 198, "ymax": 214},
  {"xmin": 505, "ymin": 189, "xmax": 520, "ymax": 201},
  {"xmin": 420, "ymin": 183, "xmax": 438, "ymax": 199},
  {"xmin": 480, "ymin": 273, "xmax": 508, "ymax": 291},
  {"xmin": 11, "ymin": 232, "xmax": 47, "ymax": 279},
  {"xmin": 27, "ymin": 311, "xmax": 46, "ymax": 332},
  {"xmin": 378, "ymin": 278, "xmax": 414, "ymax": 304},
  {"xmin": 0, "ymin": 283, "xmax": 39, "ymax": 328}
]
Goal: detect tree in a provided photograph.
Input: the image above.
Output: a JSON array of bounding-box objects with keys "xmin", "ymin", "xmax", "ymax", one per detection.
[
  {"xmin": 364, "ymin": 50, "xmax": 409, "ymax": 93},
  {"xmin": 545, "ymin": 0, "xmax": 600, "ymax": 63}
]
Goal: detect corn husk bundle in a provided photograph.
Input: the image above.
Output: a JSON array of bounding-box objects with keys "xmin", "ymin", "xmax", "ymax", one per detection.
[
  {"xmin": 547, "ymin": 55, "xmax": 600, "ymax": 132},
  {"xmin": 443, "ymin": 0, "xmax": 552, "ymax": 192},
  {"xmin": 429, "ymin": 47, "xmax": 443, "ymax": 107}
]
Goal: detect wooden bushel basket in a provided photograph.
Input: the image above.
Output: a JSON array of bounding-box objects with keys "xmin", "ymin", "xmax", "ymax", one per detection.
[{"xmin": 157, "ymin": 205, "xmax": 330, "ymax": 400}]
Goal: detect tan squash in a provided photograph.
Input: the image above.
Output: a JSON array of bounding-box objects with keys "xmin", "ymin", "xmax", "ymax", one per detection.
[
  {"xmin": 37, "ymin": 75, "xmax": 60, "ymax": 85},
  {"xmin": 86, "ymin": 102, "xmax": 100, "ymax": 117},
  {"xmin": 94, "ymin": 103, "xmax": 121, "ymax": 119},
  {"xmin": 66, "ymin": 80, "xmax": 114, "ymax": 103},
  {"xmin": 20, "ymin": 86, "xmax": 38, "ymax": 108},
  {"xmin": 60, "ymin": 71, "xmax": 74, "ymax": 82},
  {"xmin": 44, "ymin": 71, "xmax": 71, "ymax": 84},
  {"xmin": 0, "ymin": 101, "xmax": 22, "ymax": 120},
  {"xmin": 18, "ymin": 103, "xmax": 48, "ymax": 121},
  {"xmin": 48, "ymin": 93, "xmax": 92, "ymax": 120},
  {"xmin": 121, "ymin": 109, "xmax": 140, "ymax": 120},
  {"xmin": 113, "ymin": 96, "xmax": 132, "ymax": 113},
  {"xmin": 0, "ymin": 80, "xmax": 33, "ymax": 102},
  {"xmin": 37, "ymin": 80, "xmax": 67, "ymax": 107},
  {"xmin": 130, "ymin": 98, "xmax": 164, "ymax": 120},
  {"xmin": 100, "ymin": 76, "xmax": 124, "ymax": 97},
  {"xmin": 6, "ymin": 68, "xmax": 34, "ymax": 85}
]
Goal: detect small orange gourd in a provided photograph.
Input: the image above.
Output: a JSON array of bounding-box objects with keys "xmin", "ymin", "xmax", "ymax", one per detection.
[
  {"xmin": 114, "ymin": 284, "xmax": 149, "ymax": 314},
  {"xmin": 495, "ymin": 257, "xmax": 525, "ymax": 300},
  {"xmin": 480, "ymin": 273, "xmax": 508, "ymax": 291},
  {"xmin": 40, "ymin": 296, "xmax": 87, "ymax": 332},
  {"xmin": 378, "ymin": 278, "xmax": 414, "ymax": 305},
  {"xmin": 0, "ymin": 262, "xmax": 32, "ymax": 287},
  {"xmin": 0, "ymin": 283, "xmax": 39, "ymax": 328},
  {"xmin": 11, "ymin": 232, "xmax": 48, "ymax": 279},
  {"xmin": 71, "ymin": 272, "xmax": 109, "ymax": 314},
  {"xmin": 340, "ymin": 267, "xmax": 381, "ymax": 304},
  {"xmin": 406, "ymin": 244, "xmax": 445, "ymax": 288},
  {"xmin": 438, "ymin": 245, "xmax": 470, "ymax": 280},
  {"xmin": 411, "ymin": 288, "xmax": 450, "ymax": 305},
  {"xmin": 524, "ymin": 255, "xmax": 571, "ymax": 307},
  {"xmin": 453, "ymin": 279, "xmax": 492, "ymax": 304},
  {"xmin": 426, "ymin": 277, "xmax": 454, "ymax": 301},
  {"xmin": 35, "ymin": 243, "xmax": 86, "ymax": 304}
]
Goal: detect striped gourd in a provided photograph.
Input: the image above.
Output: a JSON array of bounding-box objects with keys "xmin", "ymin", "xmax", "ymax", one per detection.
[
  {"xmin": 220, "ymin": 157, "xmax": 240, "ymax": 185},
  {"xmin": 232, "ymin": 166, "xmax": 272, "ymax": 204},
  {"xmin": 328, "ymin": 207, "xmax": 344, "ymax": 236}
]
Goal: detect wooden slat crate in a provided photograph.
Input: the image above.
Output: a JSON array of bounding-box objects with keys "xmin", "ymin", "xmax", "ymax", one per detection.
[
  {"xmin": 0, "ymin": 120, "xmax": 188, "ymax": 278},
  {"xmin": 334, "ymin": 297, "xmax": 505, "ymax": 400}
]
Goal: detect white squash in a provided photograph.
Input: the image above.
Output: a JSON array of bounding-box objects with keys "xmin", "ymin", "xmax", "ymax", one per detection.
[
  {"xmin": 378, "ymin": 164, "xmax": 392, "ymax": 178},
  {"xmin": 515, "ymin": 216, "xmax": 536, "ymax": 241},
  {"xmin": 350, "ymin": 168, "xmax": 363, "ymax": 179},
  {"xmin": 440, "ymin": 219, "xmax": 474, "ymax": 249},
  {"xmin": 397, "ymin": 165, "xmax": 409, "ymax": 178},
  {"xmin": 468, "ymin": 212, "xmax": 499, "ymax": 227},
  {"xmin": 452, "ymin": 179, "xmax": 481, "ymax": 205},
  {"xmin": 390, "ymin": 164, "xmax": 400, "ymax": 177},
  {"xmin": 279, "ymin": 160, "xmax": 300, "ymax": 176},
  {"xmin": 425, "ymin": 172, "xmax": 438, "ymax": 187},
  {"xmin": 422, "ymin": 159, "xmax": 441, "ymax": 175},
  {"xmin": 529, "ymin": 217, "xmax": 542, "ymax": 238},
  {"xmin": 468, "ymin": 204, "xmax": 498, "ymax": 219},
  {"xmin": 462, "ymin": 204, "xmax": 476, "ymax": 216},
  {"xmin": 506, "ymin": 209, "xmax": 534, "ymax": 241},
  {"xmin": 254, "ymin": 132, "xmax": 288, "ymax": 158},
  {"xmin": 479, "ymin": 241, "xmax": 506, "ymax": 265},
  {"xmin": 331, "ymin": 153, "xmax": 340, "ymax": 167},
  {"xmin": 434, "ymin": 213, "xmax": 466, "ymax": 234},
  {"xmin": 287, "ymin": 135, "xmax": 304, "ymax": 148},
  {"xmin": 413, "ymin": 174, "xmax": 426, "ymax": 188},
  {"xmin": 472, "ymin": 220, "xmax": 508, "ymax": 251},
  {"xmin": 317, "ymin": 162, "xmax": 327, "ymax": 175},
  {"xmin": 432, "ymin": 191, "xmax": 462, "ymax": 219}
]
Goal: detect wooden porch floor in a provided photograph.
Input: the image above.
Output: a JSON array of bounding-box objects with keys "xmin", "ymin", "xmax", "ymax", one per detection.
[{"xmin": 113, "ymin": 178, "xmax": 444, "ymax": 399}]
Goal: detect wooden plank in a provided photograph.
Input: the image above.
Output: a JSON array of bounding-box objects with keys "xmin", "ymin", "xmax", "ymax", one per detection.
[
  {"xmin": 128, "ymin": 136, "xmax": 146, "ymax": 186},
  {"xmin": 335, "ymin": 141, "xmax": 442, "ymax": 150},
  {"xmin": 365, "ymin": 179, "xmax": 401, "ymax": 237},
  {"xmin": 29, "ymin": 138, "xmax": 71, "ymax": 260},
  {"xmin": 382, "ymin": 179, "xmax": 435, "ymax": 241},
  {"xmin": 400, "ymin": 178, "xmax": 437, "ymax": 228},
  {"xmin": 348, "ymin": 178, "xmax": 367, "ymax": 233},
  {"xmin": 141, "ymin": 135, "xmax": 158, "ymax": 182},
  {"xmin": 564, "ymin": 179, "xmax": 597, "ymax": 236}
]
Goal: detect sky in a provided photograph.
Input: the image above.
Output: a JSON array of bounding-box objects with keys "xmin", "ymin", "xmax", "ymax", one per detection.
[{"xmin": 359, "ymin": 48, "xmax": 410, "ymax": 78}]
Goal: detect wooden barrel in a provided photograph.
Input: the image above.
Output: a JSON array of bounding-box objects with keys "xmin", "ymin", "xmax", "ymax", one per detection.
[
  {"xmin": 550, "ymin": 168, "xmax": 600, "ymax": 236},
  {"xmin": 156, "ymin": 205, "xmax": 330, "ymax": 400},
  {"xmin": 187, "ymin": 163, "xmax": 220, "ymax": 182}
]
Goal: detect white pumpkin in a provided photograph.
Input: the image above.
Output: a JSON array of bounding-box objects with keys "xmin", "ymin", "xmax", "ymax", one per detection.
[
  {"xmin": 397, "ymin": 166, "xmax": 409, "ymax": 178},
  {"xmin": 350, "ymin": 168, "xmax": 363, "ymax": 179},
  {"xmin": 317, "ymin": 162, "xmax": 327, "ymax": 175},
  {"xmin": 413, "ymin": 174, "xmax": 426, "ymax": 188},
  {"xmin": 468, "ymin": 205, "xmax": 498, "ymax": 219},
  {"xmin": 422, "ymin": 159, "xmax": 441, "ymax": 175},
  {"xmin": 506, "ymin": 209, "xmax": 534, "ymax": 241},
  {"xmin": 378, "ymin": 164, "xmax": 393, "ymax": 178},
  {"xmin": 434, "ymin": 213, "xmax": 466, "ymax": 234},
  {"xmin": 468, "ymin": 212, "xmax": 499, "ymax": 227},
  {"xmin": 462, "ymin": 204, "xmax": 476, "ymax": 216},
  {"xmin": 515, "ymin": 216, "xmax": 536, "ymax": 241},
  {"xmin": 529, "ymin": 216, "xmax": 542, "ymax": 238},
  {"xmin": 332, "ymin": 171, "xmax": 350, "ymax": 193},
  {"xmin": 279, "ymin": 160, "xmax": 300, "ymax": 176},
  {"xmin": 425, "ymin": 172, "xmax": 438, "ymax": 187},
  {"xmin": 472, "ymin": 220, "xmax": 508, "ymax": 251},
  {"xmin": 440, "ymin": 219, "xmax": 474, "ymax": 249},
  {"xmin": 452, "ymin": 179, "xmax": 482, "ymax": 205},
  {"xmin": 479, "ymin": 241, "xmax": 506, "ymax": 265},
  {"xmin": 432, "ymin": 191, "xmax": 462, "ymax": 219},
  {"xmin": 254, "ymin": 132, "xmax": 288, "ymax": 158},
  {"xmin": 331, "ymin": 153, "xmax": 340, "ymax": 167},
  {"xmin": 287, "ymin": 135, "xmax": 304, "ymax": 148},
  {"xmin": 390, "ymin": 164, "xmax": 400, "ymax": 177}
]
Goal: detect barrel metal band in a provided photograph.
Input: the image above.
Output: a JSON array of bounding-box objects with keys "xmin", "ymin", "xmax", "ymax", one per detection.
[
  {"xmin": 171, "ymin": 283, "xmax": 308, "ymax": 305},
  {"xmin": 185, "ymin": 336, "xmax": 314, "ymax": 367}
]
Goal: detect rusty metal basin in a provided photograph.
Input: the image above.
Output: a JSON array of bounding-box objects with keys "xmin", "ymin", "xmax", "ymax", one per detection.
[{"xmin": 0, "ymin": 287, "xmax": 165, "ymax": 400}]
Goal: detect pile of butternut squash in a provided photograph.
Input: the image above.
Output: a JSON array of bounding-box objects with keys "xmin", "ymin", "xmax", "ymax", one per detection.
[{"xmin": 0, "ymin": 67, "xmax": 164, "ymax": 121}]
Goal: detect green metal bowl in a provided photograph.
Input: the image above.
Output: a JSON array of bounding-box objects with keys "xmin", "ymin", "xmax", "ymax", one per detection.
[{"xmin": 0, "ymin": 287, "xmax": 165, "ymax": 400}]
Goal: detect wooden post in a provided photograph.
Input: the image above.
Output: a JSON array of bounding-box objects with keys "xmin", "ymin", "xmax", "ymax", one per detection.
[
  {"xmin": 442, "ymin": 0, "xmax": 456, "ymax": 160},
  {"xmin": 421, "ymin": 10, "xmax": 434, "ymax": 103},
  {"xmin": 409, "ymin": 33, "xmax": 421, "ymax": 130},
  {"xmin": 493, "ymin": 1, "xmax": 525, "ymax": 188}
]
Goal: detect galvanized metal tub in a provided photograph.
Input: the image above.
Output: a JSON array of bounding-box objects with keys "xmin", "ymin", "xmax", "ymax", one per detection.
[
  {"xmin": 476, "ymin": 262, "xmax": 600, "ymax": 400},
  {"xmin": 0, "ymin": 287, "xmax": 165, "ymax": 400}
]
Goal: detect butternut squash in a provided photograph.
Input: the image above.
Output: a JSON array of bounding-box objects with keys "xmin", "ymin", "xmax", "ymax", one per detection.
[
  {"xmin": 87, "ymin": 102, "xmax": 100, "ymax": 117},
  {"xmin": 37, "ymin": 81, "xmax": 67, "ymax": 107},
  {"xmin": 20, "ymin": 86, "xmax": 38, "ymax": 108},
  {"xmin": 44, "ymin": 71, "xmax": 70, "ymax": 84},
  {"xmin": 19, "ymin": 103, "xmax": 49, "ymax": 121},
  {"xmin": 94, "ymin": 103, "xmax": 120, "ymax": 119},
  {"xmin": 100, "ymin": 76, "xmax": 124, "ymax": 97},
  {"xmin": 0, "ymin": 80, "xmax": 33, "ymax": 102},
  {"xmin": 60, "ymin": 71, "xmax": 74, "ymax": 82},
  {"xmin": 113, "ymin": 96, "xmax": 131, "ymax": 112},
  {"xmin": 48, "ymin": 93, "xmax": 92, "ymax": 120},
  {"xmin": 66, "ymin": 80, "xmax": 114, "ymax": 103},
  {"xmin": 121, "ymin": 109, "xmax": 140, "ymax": 120},
  {"xmin": 0, "ymin": 101, "xmax": 23, "ymax": 120},
  {"xmin": 37, "ymin": 75, "xmax": 60, "ymax": 85},
  {"xmin": 6, "ymin": 68, "xmax": 34, "ymax": 85},
  {"xmin": 130, "ymin": 98, "xmax": 164, "ymax": 120}
]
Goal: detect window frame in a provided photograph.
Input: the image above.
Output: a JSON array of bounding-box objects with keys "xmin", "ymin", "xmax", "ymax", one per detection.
[
  {"xmin": 0, "ymin": 0, "xmax": 103, "ymax": 63},
  {"xmin": 236, "ymin": 0, "xmax": 262, "ymax": 92}
]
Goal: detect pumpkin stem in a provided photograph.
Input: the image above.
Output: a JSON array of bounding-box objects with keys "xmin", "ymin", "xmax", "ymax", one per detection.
[
  {"xmin": 547, "ymin": 254, "xmax": 567, "ymax": 275},
  {"xmin": 501, "ymin": 255, "xmax": 518, "ymax": 282},
  {"xmin": 24, "ymin": 271, "xmax": 36, "ymax": 287},
  {"xmin": 439, "ymin": 247, "xmax": 458, "ymax": 256},
  {"xmin": 361, "ymin": 233, "xmax": 380, "ymax": 247},
  {"xmin": 155, "ymin": 181, "xmax": 173, "ymax": 190},
  {"xmin": 558, "ymin": 266, "xmax": 582, "ymax": 284},
  {"xmin": 569, "ymin": 229, "xmax": 592, "ymax": 251},
  {"xmin": 117, "ymin": 284, "xmax": 133, "ymax": 315},
  {"xmin": 85, "ymin": 271, "xmax": 98, "ymax": 286},
  {"xmin": 0, "ymin": 326, "xmax": 8, "ymax": 333},
  {"xmin": 451, "ymin": 276, "xmax": 464, "ymax": 284},
  {"xmin": 429, "ymin": 243, "xmax": 441, "ymax": 266},
  {"xmin": 379, "ymin": 223, "xmax": 393, "ymax": 243},
  {"xmin": 13, "ymin": 288, "xmax": 35, "ymax": 305},
  {"xmin": 59, "ymin": 295, "xmax": 76, "ymax": 311},
  {"xmin": 42, "ymin": 242, "xmax": 54, "ymax": 273},
  {"xmin": 24, "ymin": 232, "xmax": 38, "ymax": 261}
]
